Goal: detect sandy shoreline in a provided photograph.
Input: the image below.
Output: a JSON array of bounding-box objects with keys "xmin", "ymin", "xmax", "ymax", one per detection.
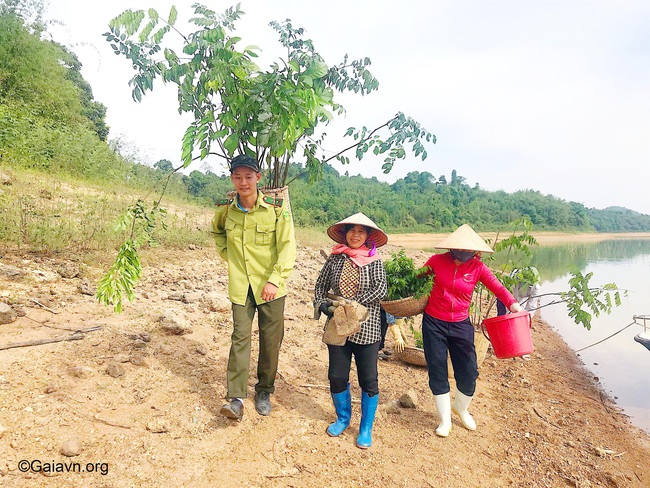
[{"xmin": 389, "ymin": 231, "xmax": 650, "ymax": 249}]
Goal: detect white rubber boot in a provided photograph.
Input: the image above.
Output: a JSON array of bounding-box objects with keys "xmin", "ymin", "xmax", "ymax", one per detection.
[
  {"xmin": 452, "ymin": 390, "xmax": 476, "ymax": 431},
  {"xmin": 434, "ymin": 393, "xmax": 452, "ymax": 437}
]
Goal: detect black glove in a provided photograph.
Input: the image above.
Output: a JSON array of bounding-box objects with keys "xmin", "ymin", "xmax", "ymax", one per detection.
[{"xmin": 319, "ymin": 301, "xmax": 335, "ymax": 317}]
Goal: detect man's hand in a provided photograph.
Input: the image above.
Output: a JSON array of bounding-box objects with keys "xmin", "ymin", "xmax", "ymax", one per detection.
[{"xmin": 261, "ymin": 282, "xmax": 278, "ymax": 302}]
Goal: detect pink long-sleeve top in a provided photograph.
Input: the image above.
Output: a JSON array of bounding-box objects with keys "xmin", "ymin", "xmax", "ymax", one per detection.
[{"xmin": 421, "ymin": 252, "xmax": 517, "ymax": 322}]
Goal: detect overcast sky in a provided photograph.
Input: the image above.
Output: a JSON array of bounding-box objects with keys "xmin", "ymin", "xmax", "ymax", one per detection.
[{"xmin": 44, "ymin": 0, "xmax": 650, "ymax": 214}]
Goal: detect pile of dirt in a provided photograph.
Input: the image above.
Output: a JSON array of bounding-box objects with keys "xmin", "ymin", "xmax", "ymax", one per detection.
[{"xmin": 0, "ymin": 243, "xmax": 648, "ymax": 487}]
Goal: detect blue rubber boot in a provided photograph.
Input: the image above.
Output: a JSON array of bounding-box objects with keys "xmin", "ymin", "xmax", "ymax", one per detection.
[
  {"xmin": 326, "ymin": 385, "xmax": 351, "ymax": 437},
  {"xmin": 356, "ymin": 391, "xmax": 379, "ymax": 449}
]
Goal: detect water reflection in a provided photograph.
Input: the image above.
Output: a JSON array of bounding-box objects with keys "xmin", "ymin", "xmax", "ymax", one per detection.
[
  {"xmin": 533, "ymin": 240, "xmax": 650, "ymax": 281},
  {"xmin": 531, "ymin": 240, "xmax": 650, "ymax": 434}
]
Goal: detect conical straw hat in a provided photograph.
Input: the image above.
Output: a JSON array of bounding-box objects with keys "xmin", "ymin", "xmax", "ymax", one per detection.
[
  {"xmin": 327, "ymin": 212, "xmax": 388, "ymax": 248},
  {"xmin": 434, "ymin": 224, "xmax": 494, "ymax": 253}
]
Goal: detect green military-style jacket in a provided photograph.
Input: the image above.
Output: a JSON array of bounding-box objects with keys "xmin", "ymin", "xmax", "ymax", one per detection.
[{"xmin": 211, "ymin": 190, "xmax": 296, "ymax": 306}]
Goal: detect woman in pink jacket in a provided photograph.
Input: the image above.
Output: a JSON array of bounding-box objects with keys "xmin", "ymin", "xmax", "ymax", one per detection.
[{"xmin": 418, "ymin": 224, "xmax": 523, "ymax": 437}]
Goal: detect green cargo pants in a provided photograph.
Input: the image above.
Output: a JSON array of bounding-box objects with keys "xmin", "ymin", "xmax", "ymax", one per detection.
[{"xmin": 227, "ymin": 288, "xmax": 285, "ymax": 399}]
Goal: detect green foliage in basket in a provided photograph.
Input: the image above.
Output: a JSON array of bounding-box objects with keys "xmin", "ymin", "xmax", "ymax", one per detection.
[{"xmin": 384, "ymin": 250, "xmax": 433, "ymax": 301}]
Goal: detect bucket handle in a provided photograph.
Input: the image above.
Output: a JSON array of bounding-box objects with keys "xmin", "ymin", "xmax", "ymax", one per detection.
[
  {"xmin": 480, "ymin": 320, "xmax": 489, "ymax": 341},
  {"xmin": 480, "ymin": 312, "xmax": 532, "ymax": 342}
]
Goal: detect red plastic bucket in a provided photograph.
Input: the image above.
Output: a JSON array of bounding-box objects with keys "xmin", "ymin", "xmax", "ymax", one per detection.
[{"xmin": 482, "ymin": 311, "xmax": 533, "ymax": 359}]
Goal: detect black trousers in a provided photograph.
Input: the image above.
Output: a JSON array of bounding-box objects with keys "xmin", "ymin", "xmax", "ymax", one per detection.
[
  {"xmin": 422, "ymin": 312, "xmax": 478, "ymax": 396},
  {"xmin": 327, "ymin": 340, "xmax": 381, "ymax": 396}
]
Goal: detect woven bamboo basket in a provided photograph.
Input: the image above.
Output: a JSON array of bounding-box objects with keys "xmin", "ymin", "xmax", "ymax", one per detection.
[
  {"xmin": 397, "ymin": 331, "xmax": 491, "ymax": 373},
  {"xmin": 380, "ymin": 294, "xmax": 429, "ymax": 318},
  {"xmin": 397, "ymin": 346, "xmax": 428, "ymax": 367}
]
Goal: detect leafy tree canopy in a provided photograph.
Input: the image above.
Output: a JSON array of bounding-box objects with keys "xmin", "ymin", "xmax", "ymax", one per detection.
[{"xmin": 105, "ymin": 3, "xmax": 435, "ymax": 188}]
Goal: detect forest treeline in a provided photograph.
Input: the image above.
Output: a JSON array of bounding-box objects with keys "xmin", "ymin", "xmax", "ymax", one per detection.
[
  {"xmin": 172, "ymin": 164, "xmax": 650, "ymax": 232},
  {"xmin": 2, "ymin": 6, "xmax": 649, "ymax": 235}
]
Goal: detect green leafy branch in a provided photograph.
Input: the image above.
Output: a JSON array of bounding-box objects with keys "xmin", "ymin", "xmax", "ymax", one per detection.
[
  {"xmin": 95, "ymin": 240, "xmax": 141, "ymax": 313},
  {"xmin": 343, "ymin": 112, "xmax": 435, "ymax": 174},
  {"xmin": 286, "ymin": 112, "xmax": 434, "ymax": 185},
  {"xmin": 536, "ymin": 270, "xmax": 624, "ymax": 330},
  {"xmin": 95, "ymin": 165, "xmax": 179, "ymax": 312}
]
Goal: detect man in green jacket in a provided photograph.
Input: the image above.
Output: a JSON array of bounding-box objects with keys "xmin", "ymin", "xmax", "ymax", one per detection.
[{"xmin": 211, "ymin": 154, "xmax": 296, "ymax": 421}]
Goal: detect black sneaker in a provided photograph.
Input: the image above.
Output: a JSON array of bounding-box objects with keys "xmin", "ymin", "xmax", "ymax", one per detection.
[
  {"xmin": 254, "ymin": 391, "xmax": 272, "ymax": 416},
  {"xmin": 220, "ymin": 399, "xmax": 244, "ymax": 421}
]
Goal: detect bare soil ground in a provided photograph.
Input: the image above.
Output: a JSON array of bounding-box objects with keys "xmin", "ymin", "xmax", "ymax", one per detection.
[{"xmin": 1, "ymin": 242, "xmax": 649, "ymax": 487}]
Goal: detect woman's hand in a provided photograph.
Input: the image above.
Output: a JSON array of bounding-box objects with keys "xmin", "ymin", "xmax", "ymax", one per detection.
[
  {"xmin": 389, "ymin": 323, "xmax": 405, "ymax": 353},
  {"xmin": 319, "ymin": 301, "xmax": 335, "ymax": 317},
  {"xmin": 510, "ymin": 302, "xmax": 524, "ymax": 313}
]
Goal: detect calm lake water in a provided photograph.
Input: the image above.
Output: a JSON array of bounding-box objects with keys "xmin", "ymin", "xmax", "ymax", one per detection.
[{"xmin": 532, "ymin": 239, "xmax": 650, "ymax": 434}]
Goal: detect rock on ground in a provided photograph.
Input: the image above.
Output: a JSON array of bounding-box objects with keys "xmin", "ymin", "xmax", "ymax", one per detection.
[
  {"xmin": 0, "ymin": 303, "xmax": 17, "ymax": 324},
  {"xmin": 159, "ymin": 311, "xmax": 193, "ymax": 335}
]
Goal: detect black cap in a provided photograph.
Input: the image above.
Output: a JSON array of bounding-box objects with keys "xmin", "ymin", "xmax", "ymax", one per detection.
[{"xmin": 229, "ymin": 155, "xmax": 260, "ymax": 172}]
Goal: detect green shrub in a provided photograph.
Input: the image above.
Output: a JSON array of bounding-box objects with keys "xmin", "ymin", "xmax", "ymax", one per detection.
[{"xmin": 384, "ymin": 250, "xmax": 433, "ymax": 300}]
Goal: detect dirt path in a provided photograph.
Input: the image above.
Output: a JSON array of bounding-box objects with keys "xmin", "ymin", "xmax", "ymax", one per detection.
[{"xmin": 1, "ymin": 243, "xmax": 649, "ymax": 487}]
